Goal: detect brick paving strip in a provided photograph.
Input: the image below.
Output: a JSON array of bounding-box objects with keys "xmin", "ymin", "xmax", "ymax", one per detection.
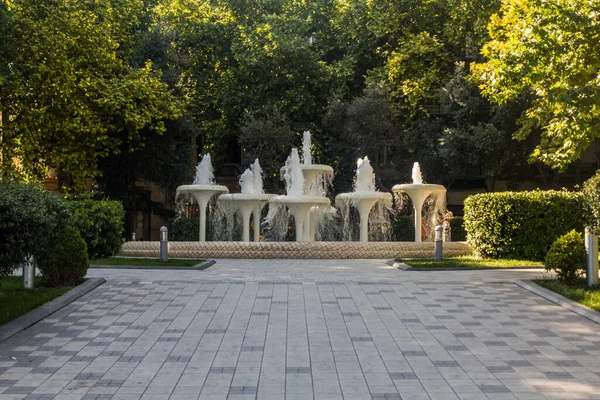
[
  {"xmin": 1, "ymin": 260, "xmax": 600, "ymax": 399},
  {"xmin": 0, "ymin": 278, "xmax": 105, "ymax": 343}
]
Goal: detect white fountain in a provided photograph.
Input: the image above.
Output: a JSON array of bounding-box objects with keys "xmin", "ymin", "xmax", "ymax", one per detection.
[
  {"xmin": 217, "ymin": 159, "xmax": 275, "ymax": 242},
  {"xmin": 176, "ymin": 154, "xmax": 229, "ymax": 241},
  {"xmin": 269, "ymin": 148, "xmax": 331, "ymax": 241},
  {"xmin": 335, "ymin": 157, "xmax": 392, "ymax": 242},
  {"xmin": 392, "ymin": 162, "xmax": 446, "ymax": 242}
]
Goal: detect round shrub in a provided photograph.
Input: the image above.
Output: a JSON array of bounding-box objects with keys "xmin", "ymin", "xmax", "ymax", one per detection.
[
  {"xmin": 464, "ymin": 190, "xmax": 589, "ymax": 261},
  {"xmin": 36, "ymin": 225, "xmax": 89, "ymax": 287},
  {"xmin": 0, "ymin": 180, "xmax": 70, "ymax": 277},
  {"xmin": 449, "ymin": 216, "xmax": 466, "ymax": 241},
  {"xmin": 544, "ymin": 230, "xmax": 586, "ymax": 283},
  {"xmin": 67, "ymin": 200, "xmax": 124, "ymax": 259}
]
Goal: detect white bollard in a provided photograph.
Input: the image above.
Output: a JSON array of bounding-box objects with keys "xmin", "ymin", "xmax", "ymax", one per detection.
[
  {"xmin": 434, "ymin": 225, "xmax": 443, "ymax": 261},
  {"xmin": 22, "ymin": 254, "xmax": 35, "ymax": 289},
  {"xmin": 160, "ymin": 226, "xmax": 168, "ymax": 262},
  {"xmin": 585, "ymin": 227, "xmax": 598, "ymax": 287}
]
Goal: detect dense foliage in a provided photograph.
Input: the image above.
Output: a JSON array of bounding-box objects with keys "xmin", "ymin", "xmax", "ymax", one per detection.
[
  {"xmin": 449, "ymin": 217, "xmax": 467, "ymax": 242},
  {"xmin": 169, "ymin": 216, "xmax": 199, "ymax": 241},
  {"xmin": 0, "ymin": 180, "xmax": 70, "ymax": 277},
  {"xmin": 472, "ymin": 0, "xmax": 600, "ymax": 171},
  {"xmin": 36, "ymin": 225, "xmax": 89, "ymax": 287},
  {"xmin": 544, "ymin": 230, "xmax": 586, "ymax": 283},
  {"xmin": 582, "ymin": 171, "xmax": 600, "ymax": 230},
  {"xmin": 67, "ymin": 200, "xmax": 125, "ymax": 259},
  {"xmin": 464, "ymin": 191, "xmax": 589, "ymax": 261}
]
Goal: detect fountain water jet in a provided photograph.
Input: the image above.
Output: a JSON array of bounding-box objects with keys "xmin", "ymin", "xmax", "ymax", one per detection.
[
  {"xmin": 392, "ymin": 162, "xmax": 446, "ymax": 242},
  {"xmin": 217, "ymin": 159, "xmax": 274, "ymax": 242},
  {"xmin": 268, "ymin": 149, "xmax": 330, "ymax": 241},
  {"xmin": 176, "ymin": 154, "xmax": 229, "ymax": 241},
  {"xmin": 335, "ymin": 157, "xmax": 392, "ymax": 242}
]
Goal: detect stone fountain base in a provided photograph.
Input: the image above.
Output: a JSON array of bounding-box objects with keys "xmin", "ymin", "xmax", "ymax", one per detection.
[{"xmin": 120, "ymin": 241, "xmax": 471, "ymax": 259}]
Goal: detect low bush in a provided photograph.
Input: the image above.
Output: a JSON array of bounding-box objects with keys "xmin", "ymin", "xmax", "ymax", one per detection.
[
  {"xmin": 449, "ymin": 216, "xmax": 466, "ymax": 241},
  {"xmin": 67, "ymin": 200, "xmax": 124, "ymax": 259},
  {"xmin": 0, "ymin": 180, "xmax": 70, "ymax": 277},
  {"xmin": 464, "ymin": 190, "xmax": 588, "ymax": 260},
  {"xmin": 36, "ymin": 225, "xmax": 89, "ymax": 287},
  {"xmin": 544, "ymin": 230, "xmax": 586, "ymax": 283},
  {"xmin": 392, "ymin": 215, "xmax": 415, "ymax": 241},
  {"xmin": 169, "ymin": 216, "xmax": 199, "ymax": 241}
]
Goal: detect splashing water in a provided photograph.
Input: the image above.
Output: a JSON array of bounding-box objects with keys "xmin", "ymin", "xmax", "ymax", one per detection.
[
  {"xmin": 302, "ymin": 131, "xmax": 312, "ymax": 165},
  {"xmin": 251, "ymin": 159, "xmax": 264, "ymax": 194},
  {"xmin": 239, "ymin": 169, "xmax": 254, "ymax": 194},
  {"xmin": 412, "ymin": 162, "xmax": 423, "ymax": 185},
  {"xmin": 193, "ymin": 154, "xmax": 215, "ymax": 185},
  {"xmin": 354, "ymin": 157, "xmax": 376, "ymax": 192},
  {"xmin": 283, "ymin": 149, "xmax": 305, "ymax": 196}
]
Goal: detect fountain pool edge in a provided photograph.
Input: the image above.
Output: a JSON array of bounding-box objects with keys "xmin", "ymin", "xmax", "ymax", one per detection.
[{"xmin": 120, "ymin": 241, "xmax": 472, "ymax": 259}]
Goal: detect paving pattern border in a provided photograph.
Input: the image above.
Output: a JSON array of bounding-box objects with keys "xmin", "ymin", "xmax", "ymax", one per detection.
[
  {"xmin": 0, "ymin": 277, "xmax": 105, "ymax": 344},
  {"xmin": 515, "ymin": 279, "xmax": 600, "ymax": 324}
]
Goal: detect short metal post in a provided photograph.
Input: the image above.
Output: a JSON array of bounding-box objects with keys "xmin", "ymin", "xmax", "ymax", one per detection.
[
  {"xmin": 434, "ymin": 225, "xmax": 443, "ymax": 261},
  {"xmin": 132, "ymin": 232, "xmax": 136, "ymax": 241},
  {"xmin": 585, "ymin": 227, "xmax": 598, "ymax": 286},
  {"xmin": 160, "ymin": 226, "xmax": 168, "ymax": 262},
  {"xmin": 22, "ymin": 254, "xmax": 35, "ymax": 289}
]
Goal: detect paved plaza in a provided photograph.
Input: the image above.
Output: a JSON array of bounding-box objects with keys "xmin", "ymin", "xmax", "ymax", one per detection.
[{"xmin": 1, "ymin": 259, "xmax": 600, "ymax": 399}]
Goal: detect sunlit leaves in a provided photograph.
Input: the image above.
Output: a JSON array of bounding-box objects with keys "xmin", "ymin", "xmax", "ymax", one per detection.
[{"xmin": 472, "ymin": 0, "xmax": 600, "ymax": 170}]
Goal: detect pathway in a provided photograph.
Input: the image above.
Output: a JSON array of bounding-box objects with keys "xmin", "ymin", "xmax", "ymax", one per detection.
[{"xmin": 0, "ymin": 260, "xmax": 599, "ymax": 399}]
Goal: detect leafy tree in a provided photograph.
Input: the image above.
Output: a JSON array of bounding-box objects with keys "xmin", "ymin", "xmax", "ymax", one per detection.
[
  {"xmin": 472, "ymin": 0, "xmax": 600, "ymax": 171},
  {"xmin": 0, "ymin": 0, "xmax": 181, "ymax": 190},
  {"xmin": 440, "ymin": 63, "xmax": 536, "ymax": 190},
  {"xmin": 324, "ymin": 89, "xmax": 399, "ymax": 192},
  {"xmin": 238, "ymin": 109, "xmax": 296, "ymax": 192}
]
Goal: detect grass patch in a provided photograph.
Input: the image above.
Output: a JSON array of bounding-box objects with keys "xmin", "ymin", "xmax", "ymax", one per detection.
[
  {"xmin": 398, "ymin": 256, "xmax": 543, "ymax": 269},
  {"xmin": 534, "ymin": 278, "xmax": 600, "ymax": 312},
  {"xmin": 0, "ymin": 277, "xmax": 71, "ymax": 325},
  {"xmin": 91, "ymin": 257, "xmax": 205, "ymax": 267}
]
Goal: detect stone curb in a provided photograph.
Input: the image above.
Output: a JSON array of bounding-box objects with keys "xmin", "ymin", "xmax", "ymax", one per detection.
[
  {"xmin": 389, "ymin": 259, "xmax": 543, "ymax": 271},
  {"xmin": 89, "ymin": 260, "xmax": 215, "ymax": 271},
  {"xmin": 0, "ymin": 277, "xmax": 106, "ymax": 344},
  {"xmin": 515, "ymin": 280, "xmax": 600, "ymax": 325}
]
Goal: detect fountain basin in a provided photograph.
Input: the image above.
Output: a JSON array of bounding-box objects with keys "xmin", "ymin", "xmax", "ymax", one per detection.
[
  {"xmin": 392, "ymin": 183, "xmax": 446, "ymax": 242},
  {"xmin": 280, "ymin": 164, "xmax": 333, "ymax": 193},
  {"xmin": 269, "ymin": 195, "xmax": 330, "ymax": 241},
  {"xmin": 176, "ymin": 184, "xmax": 229, "ymax": 241},
  {"xmin": 218, "ymin": 194, "xmax": 275, "ymax": 242},
  {"xmin": 336, "ymin": 192, "xmax": 392, "ymax": 242}
]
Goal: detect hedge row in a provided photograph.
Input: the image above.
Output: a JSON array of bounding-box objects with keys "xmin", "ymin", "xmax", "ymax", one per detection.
[
  {"xmin": 0, "ymin": 180, "xmax": 124, "ymax": 286},
  {"xmin": 464, "ymin": 190, "xmax": 589, "ymax": 261}
]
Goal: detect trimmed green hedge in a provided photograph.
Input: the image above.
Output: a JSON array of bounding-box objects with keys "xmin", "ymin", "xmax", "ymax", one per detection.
[
  {"xmin": 169, "ymin": 216, "xmax": 199, "ymax": 241},
  {"xmin": 449, "ymin": 216, "xmax": 466, "ymax": 241},
  {"xmin": 392, "ymin": 215, "xmax": 415, "ymax": 241},
  {"xmin": 464, "ymin": 190, "xmax": 589, "ymax": 261},
  {"xmin": 37, "ymin": 225, "xmax": 89, "ymax": 287},
  {"xmin": 67, "ymin": 200, "xmax": 125, "ymax": 259}
]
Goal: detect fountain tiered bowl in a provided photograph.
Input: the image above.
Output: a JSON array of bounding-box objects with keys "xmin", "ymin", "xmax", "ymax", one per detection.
[
  {"xmin": 335, "ymin": 191, "xmax": 392, "ymax": 242},
  {"xmin": 392, "ymin": 183, "xmax": 446, "ymax": 242},
  {"xmin": 269, "ymin": 195, "xmax": 330, "ymax": 241},
  {"xmin": 176, "ymin": 184, "xmax": 229, "ymax": 241},
  {"xmin": 280, "ymin": 164, "xmax": 333, "ymax": 193},
  {"xmin": 217, "ymin": 193, "xmax": 275, "ymax": 242}
]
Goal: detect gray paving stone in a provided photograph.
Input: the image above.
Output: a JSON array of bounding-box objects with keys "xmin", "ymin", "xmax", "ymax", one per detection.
[{"xmin": 3, "ymin": 260, "xmax": 599, "ymax": 399}]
